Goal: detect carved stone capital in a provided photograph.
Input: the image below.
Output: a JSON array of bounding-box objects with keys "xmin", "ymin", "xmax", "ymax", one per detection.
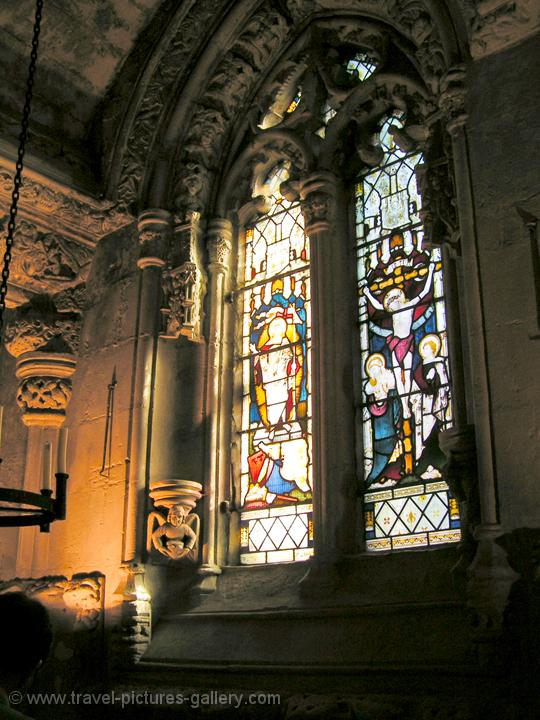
[
  {"xmin": 137, "ymin": 209, "xmax": 172, "ymax": 269},
  {"xmin": 440, "ymin": 424, "xmax": 480, "ymax": 567},
  {"xmin": 298, "ymin": 172, "xmax": 338, "ymax": 235},
  {"xmin": 147, "ymin": 480, "xmax": 203, "ymax": 562},
  {"xmin": 207, "ymin": 218, "xmax": 233, "ymax": 271},
  {"xmin": 439, "ymin": 65, "xmax": 468, "ymax": 136},
  {"xmin": 15, "ymin": 352, "xmax": 77, "ymax": 428},
  {"xmin": 4, "ymin": 295, "xmax": 83, "ymax": 357},
  {"xmin": 439, "ymin": 425, "xmax": 478, "ymax": 505}
]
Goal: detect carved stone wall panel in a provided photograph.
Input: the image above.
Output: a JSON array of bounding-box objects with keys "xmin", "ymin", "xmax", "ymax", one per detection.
[
  {"xmin": 0, "ymin": 573, "xmax": 105, "ymax": 630},
  {"xmin": 0, "ymin": 574, "xmax": 106, "ymax": 686},
  {"xmin": 0, "ymin": 162, "xmax": 131, "ymax": 244},
  {"xmin": 0, "ymin": 217, "xmax": 93, "ymax": 299},
  {"xmin": 468, "ymin": 0, "xmax": 540, "ymax": 59}
]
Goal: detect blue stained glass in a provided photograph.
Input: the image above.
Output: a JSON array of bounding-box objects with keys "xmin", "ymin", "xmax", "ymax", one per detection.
[
  {"xmin": 356, "ymin": 114, "xmax": 461, "ymax": 552},
  {"xmin": 239, "ymin": 167, "xmax": 313, "ymax": 565}
]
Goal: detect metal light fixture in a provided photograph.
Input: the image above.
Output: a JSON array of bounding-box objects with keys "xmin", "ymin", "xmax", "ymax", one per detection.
[{"xmin": 0, "ymin": 0, "xmax": 69, "ymax": 532}]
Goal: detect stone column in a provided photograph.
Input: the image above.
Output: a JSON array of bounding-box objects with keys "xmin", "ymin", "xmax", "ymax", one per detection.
[
  {"xmin": 439, "ymin": 66, "xmax": 518, "ymax": 639},
  {"xmin": 199, "ymin": 218, "xmax": 233, "ymax": 589},
  {"xmin": 123, "ymin": 209, "xmax": 171, "ymax": 565},
  {"xmin": 298, "ymin": 172, "xmax": 357, "ymax": 564},
  {"xmin": 4, "ymin": 306, "xmax": 80, "ymax": 577}
]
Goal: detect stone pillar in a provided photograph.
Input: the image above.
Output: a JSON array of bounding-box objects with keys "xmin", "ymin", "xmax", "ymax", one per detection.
[
  {"xmin": 4, "ymin": 304, "xmax": 81, "ymax": 577},
  {"xmin": 298, "ymin": 172, "xmax": 357, "ymax": 563},
  {"xmin": 439, "ymin": 66, "xmax": 517, "ymax": 642},
  {"xmin": 199, "ymin": 218, "xmax": 233, "ymax": 589},
  {"xmin": 123, "ymin": 209, "xmax": 171, "ymax": 565}
]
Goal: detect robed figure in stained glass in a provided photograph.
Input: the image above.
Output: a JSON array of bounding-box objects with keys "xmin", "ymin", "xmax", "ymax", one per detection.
[
  {"xmin": 249, "ymin": 277, "xmax": 308, "ymax": 428},
  {"xmin": 238, "ymin": 164, "xmax": 314, "ymax": 563},
  {"xmin": 244, "ymin": 275, "xmax": 311, "ymax": 508}
]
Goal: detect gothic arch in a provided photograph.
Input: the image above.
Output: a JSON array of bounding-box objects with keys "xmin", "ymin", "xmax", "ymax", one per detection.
[{"xmin": 107, "ymin": 0, "xmax": 468, "ymax": 216}]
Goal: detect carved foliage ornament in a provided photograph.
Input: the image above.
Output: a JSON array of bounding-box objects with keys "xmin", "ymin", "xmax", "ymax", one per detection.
[
  {"xmin": 4, "ymin": 293, "xmax": 82, "ymax": 358},
  {"xmin": 0, "ymin": 166, "xmax": 131, "ymax": 243},
  {"xmin": 173, "ymin": 7, "xmax": 290, "ymax": 213},
  {"xmin": 0, "ymin": 217, "xmax": 92, "ymax": 293},
  {"xmin": 17, "ymin": 377, "xmax": 72, "ymax": 413}
]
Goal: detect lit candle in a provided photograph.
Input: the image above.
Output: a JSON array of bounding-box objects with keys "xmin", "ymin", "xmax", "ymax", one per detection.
[
  {"xmin": 42, "ymin": 441, "xmax": 52, "ymax": 491},
  {"xmin": 57, "ymin": 427, "xmax": 68, "ymax": 474}
]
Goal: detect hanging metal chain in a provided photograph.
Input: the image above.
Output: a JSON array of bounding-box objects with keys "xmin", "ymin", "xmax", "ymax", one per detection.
[{"xmin": 0, "ymin": 0, "xmax": 44, "ymax": 339}]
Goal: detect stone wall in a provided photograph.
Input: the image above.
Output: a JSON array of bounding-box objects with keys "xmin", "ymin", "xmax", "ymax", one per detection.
[{"xmin": 467, "ymin": 31, "xmax": 540, "ymax": 529}]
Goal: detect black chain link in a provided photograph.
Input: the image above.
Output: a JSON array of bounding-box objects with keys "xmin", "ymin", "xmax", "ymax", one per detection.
[{"xmin": 0, "ymin": 0, "xmax": 44, "ymax": 339}]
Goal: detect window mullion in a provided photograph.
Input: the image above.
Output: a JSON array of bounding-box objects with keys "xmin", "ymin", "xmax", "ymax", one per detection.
[{"xmin": 299, "ymin": 172, "xmax": 359, "ymax": 562}]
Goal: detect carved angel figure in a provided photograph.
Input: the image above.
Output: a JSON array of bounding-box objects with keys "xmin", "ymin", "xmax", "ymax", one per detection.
[{"xmin": 146, "ymin": 504, "xmax": 200, "ymax": 560}]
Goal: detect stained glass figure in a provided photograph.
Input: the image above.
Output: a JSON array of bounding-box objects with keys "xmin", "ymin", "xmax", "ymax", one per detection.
[
  {"xmin": 239, "ymin": 166, "xmax": 313, "ymax": 564},
  {"xmin": 356, "ymin": 114, "xmax": 461, "ymax": 551}
]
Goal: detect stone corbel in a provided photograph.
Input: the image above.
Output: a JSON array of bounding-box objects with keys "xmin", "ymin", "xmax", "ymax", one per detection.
[
  {"xmin": 237, "ymin": 195, "xmax": 271, "ymax": 227},
  {"xmin": 146, "ymin": 479, "xmax": 203, "ymax": 562},
  {"xmin": 439, "ymin": 425, "xmax": 480, "ymax": 569},
  {"xmin": 113, "ymin": 564, "xmax": 152, "ymax": 665},
  {"xmin": 466, "ymin": 524, "xmax": 519, "ymax": 656},
  {"xmin": 160, "ymin": 212, "xmax": 205, "ymax": 341}
]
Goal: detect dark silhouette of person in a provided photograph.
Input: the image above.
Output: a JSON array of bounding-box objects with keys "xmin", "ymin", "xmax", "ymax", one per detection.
[{"xmin": 0, "ymin": 593, "xmax": 53, "ymax": 719}]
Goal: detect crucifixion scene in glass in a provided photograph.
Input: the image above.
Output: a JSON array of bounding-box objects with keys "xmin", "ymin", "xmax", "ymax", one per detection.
[{"xmin": 356, "ymin": 114, "xmax": 461, "ymax": 551}]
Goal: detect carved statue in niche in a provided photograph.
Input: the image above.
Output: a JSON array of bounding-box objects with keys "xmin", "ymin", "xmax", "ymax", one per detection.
[{"xmin": 146, "ymin": 479, "xmax": 203, "ymax": 561}]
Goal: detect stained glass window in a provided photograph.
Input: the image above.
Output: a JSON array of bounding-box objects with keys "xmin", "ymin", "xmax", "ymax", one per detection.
[
  {"xmin": 356, "ymin": 114, "xmax": 461, "ymax": 551},
  {"xmin": 238, "ymin": 166, "xmax": 313, "ymax": 564},
  {"xmin": 286, "ymin": 90, "xmax": 302, "ymax": 114},
  {"xmin": 346, "ymin": 53, "xmax": 377, "ymax": 81}
]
